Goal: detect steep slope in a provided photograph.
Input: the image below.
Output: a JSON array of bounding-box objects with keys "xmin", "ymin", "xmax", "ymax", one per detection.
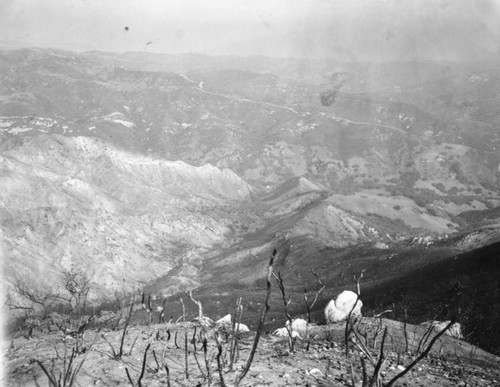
[
  {"xmin": 363, "ymin": 240, "xmax": 500, "ymax": 355},
  {"xmin": 2, "ymin": 49, "xmax": 500, "ymax": 363},
  {"xmin": 157, "ymin": 174, "xmax": 471, "ymax": 303},
  {"xmin": 1, "ymin": 134, "xmax": 251, "ymax": 301}
]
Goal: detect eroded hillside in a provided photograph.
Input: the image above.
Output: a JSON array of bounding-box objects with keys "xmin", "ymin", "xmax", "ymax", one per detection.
[
  {"xmin": 2, "ymin": 49, "xmax": 500, "ymax": 354},
  {"xmin": 1, "ymin": 134, "xmax": 252, "ymax": 300}
]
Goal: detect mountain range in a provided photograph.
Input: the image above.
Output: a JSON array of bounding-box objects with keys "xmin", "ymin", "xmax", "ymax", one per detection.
[{"xmin": 1, "ymin": 48, "xmax": 500, "ymax": 352}]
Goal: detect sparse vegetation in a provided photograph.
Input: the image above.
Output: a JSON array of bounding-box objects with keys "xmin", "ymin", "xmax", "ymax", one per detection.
[
  {"xmin": 7, "ymin": 247, "xmax": 500, "ymax": 386},
  {"xmin": 7, "ymin": 268, "xmax": 94, "ymax": 348},
  {"xmin": 101, "ymin": 301, "xmax": 134, "ymax": 360}
]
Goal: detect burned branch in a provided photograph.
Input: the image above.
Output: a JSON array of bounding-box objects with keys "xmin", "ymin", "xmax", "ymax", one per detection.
[
  {"xmin": 273, "ymin": 271, "xmax": 295, "ymax": 353},
  {"xmin": 234, "ymin": 248, "xmax": 276, "ymax": 386}
]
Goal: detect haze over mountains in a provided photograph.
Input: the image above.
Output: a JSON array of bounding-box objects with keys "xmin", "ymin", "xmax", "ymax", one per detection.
[{"xmin": 1, "ymin": 48, "xmax": 500, "ymax": 326}]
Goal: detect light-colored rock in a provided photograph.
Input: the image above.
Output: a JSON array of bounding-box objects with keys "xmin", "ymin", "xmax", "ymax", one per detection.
[
  {"xmin": 308, "ymin": 368, "xmax": 323, "ymax": 377},
  {"xmin": 273, "ymin": 327, "xmax": 289, "ymax": 337},
  {"xmin": 193, "ymin": 316, "xmax": 214, "ymax": 327},
  {"xmin": 215, "ymin": 315, "xmax": 249, "ymax": 332},
  {"xmin": 286, "ymin": 318, "xmax": 308, "ymax": 332},
  {"xmin": 235, "ymin": 323, "xmax": 249, "ymax": 332},
  {"xmin": 273, "ymin": 318, "xmax": 308, "ymax": 338},
  {"xmin": 325, "ymin": 290, "xmax": 363, "ymax": 323},
  {"xmin": 216, "ymin": 314, "xmax": 232, "ymax": 326},
  {"xmin": 272, "ymin": 327, "xmax": 302, "ymax": 338},
  {"xmin": 421, "ymin": 320, "xmax": 463, "ymax": 339}
]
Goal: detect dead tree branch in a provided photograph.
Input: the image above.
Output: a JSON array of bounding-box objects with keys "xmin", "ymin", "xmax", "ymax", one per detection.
[
  {"xmin": 385, "ymin": 320, "xmax": 455, "ymax": 387},
  {"xmin": 188, "ymin": 290, "xmax": 204, "ymax": 321},
  {"xmin": 273, "ymin": 271, "xmax": 295, "ymax": 353},
  {"xmin": 234, "ymin": 248, "xmax": 276, "ymax": 386}
]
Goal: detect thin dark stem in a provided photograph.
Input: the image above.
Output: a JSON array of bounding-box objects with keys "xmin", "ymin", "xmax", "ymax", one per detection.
[
  {"xmin": 192, "ymin": 348, "xmax": 205, "ymax": 378},
  {"xmin": 273, "ymin": 271, "xmax": 295, "ymax": 352},
  {"xmin": 119, "ymin": 302, "xmax": 134, "ymax": 358},
  {"xmin": 35, "ymin": 360, "xmax": 57, "ymax": 386},
  {"xmin": 101, "ymin": 334, "xmax": 117, "ymax": 359},
  {"xmin": 417, "ymin": 323, "xmax": 435, "ymax": 354},
  {"xmin": 192, "ymin": 326, "xmax": 197, "ymax": 352},
  {"xmin": 385, "ymin": 321, "xmax": 454, "ymax": 387},
  {"xmin": 217, "ymin": 341, "xmax": 227, "ymax": 387},
  {"xmin": 152, "ymin": 350, "xmax": 160, "ymax": 372},
  {"xmin": 164, "ymin": 364, "xmax": 171, "ymax": 387},
  {"xmin": 234, "ymin": 248, "xmax": 276, "ymax": 386},
  {"xmin": 62, "ymin": 348, "xmax": 76, "ymax": 386},
  {"xmin": 128, "ymin": 335, "xmax": 139, "ymax": 356},
  {"xmin": 229, "ymin": 297, "xmax": 242, "ymax": 370},
  {"xmin": 308, "ymin": 269, "xmax": 325, "ymax": 320},
  {"xmin": 137, "ymin": 343, "xmax": 150, "ymax": 387},
  {"xmin": 344, "ymin": 289, "xmax": 362, "ymax": 357},
  {"xmin": 370, "ymin": 327, "xmax": 387, "ymax": 387},
  {"xmin": 184, "ymin": 332, "xmax": 189, "ymax": 380},
  {"xmin": 203, "ymin": 338, "xmax": 211, "ymax": 383},
  {"xmin": 125, "ymin": 368, "xmax": 134, "ymax": 386},
  {"xmin": 403, "ymin": 320, "xmax": 409, "ymax": 354},
  {"xmin": 360, "ymin": 356, "xmax": 368, "ymax": 387}
]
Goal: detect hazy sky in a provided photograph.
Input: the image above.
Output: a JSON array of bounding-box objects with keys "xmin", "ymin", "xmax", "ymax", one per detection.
[{"xmin": 1, "ymin": 0, "xmax": 500, "ymax": 61}]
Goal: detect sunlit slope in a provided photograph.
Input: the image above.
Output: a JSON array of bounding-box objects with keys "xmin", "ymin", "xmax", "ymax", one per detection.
[{"xmin": 1, "ymin": 134, "xmax": 250, "ymax": 298}]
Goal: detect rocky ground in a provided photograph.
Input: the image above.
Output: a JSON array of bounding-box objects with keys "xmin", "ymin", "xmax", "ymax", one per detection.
[{"xmin": 5, "ymin": 318, "xmax": 500, "ymax": 386}]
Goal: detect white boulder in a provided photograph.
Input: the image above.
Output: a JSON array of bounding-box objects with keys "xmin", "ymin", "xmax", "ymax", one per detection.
[
  {"xmin": 273, "ymin": 327, "xmax": 288, "ymax": 337},
  {"xmin": 194, "ymin": 315, "xmax": 214, "ymax": 327},
  {"xmin": 421, "ymin": 320, "xmax": 463, "ymax": 339},
  {"xmin": 235, "ymin": 323, "xmax": 249, "ymax": 332},
  {"xmin": 273, "ymin": 318, "xmax": 308, "ymax": 338},
  {"xmin": 272, "ymin": 327, "xmax": 302, "ymax": 338},
  {"xmin": 215, "ymin": 314, "xmax": 232, "ymax": 328},
  {"xmin": 286, "ymin": 318, "xmax": 308, "ymax": 332},
  {"xmin": 215, "ymin": 315, "xmax": 249, "ymax": 332},
  {"xmin": 325, "ymin": 290, "xmax": 363, "ymax": 324}
]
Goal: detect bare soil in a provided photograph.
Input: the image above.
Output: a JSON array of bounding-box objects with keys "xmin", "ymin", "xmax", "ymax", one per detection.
[{"xmin": 5, "ymin": 318, "xmax": 500, "ymax": 386}]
